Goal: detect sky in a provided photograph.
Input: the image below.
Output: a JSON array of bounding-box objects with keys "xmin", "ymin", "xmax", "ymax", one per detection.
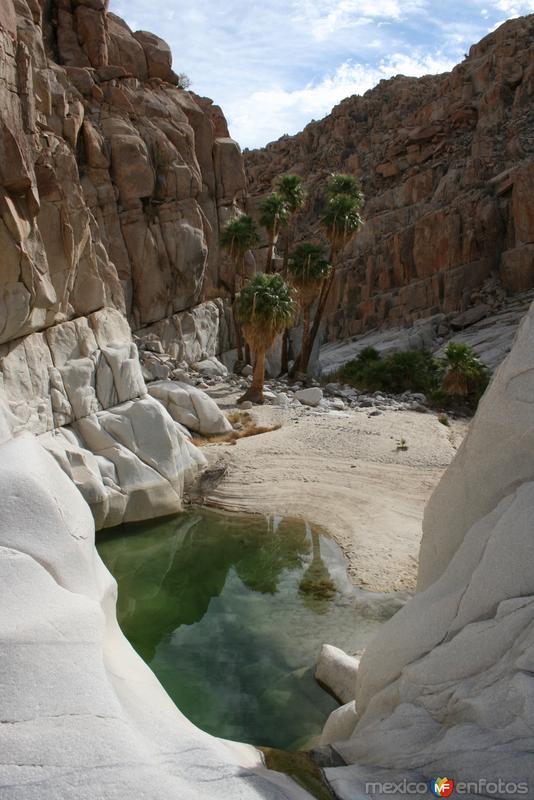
[{"xmin": 109, "ymin": 0, "xmax": 534, "ymax": 149}]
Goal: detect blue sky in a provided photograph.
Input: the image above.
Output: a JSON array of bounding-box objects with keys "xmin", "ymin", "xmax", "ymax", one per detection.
[{"xmin": 109, "ymin": 0, "xmax": 534, "ymax": 149}]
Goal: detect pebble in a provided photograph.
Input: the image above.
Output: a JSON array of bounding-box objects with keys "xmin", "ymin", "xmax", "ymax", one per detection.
[
  {"xmin": 275, "ymin": 393, "xmax": 290, "ymax": 407},
  {"xmin": 330, "ymin": 398, "xmax": 346, "ymax": 410},
  {"xmin": 295, "ymin": 387, "xmax": 324, "ymax": 407}
]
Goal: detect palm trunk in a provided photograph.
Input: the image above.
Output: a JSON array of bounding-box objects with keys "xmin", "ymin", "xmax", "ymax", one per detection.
[
  {"xmin": 233, "ymin": 311, "xmax": 244, "ymax": 363},
  {"xmin": 280, "ymin": 327, "xmax": 290, "ymax": 375},
  {"xmin": 282, "ymin": 223, "xmax": 292, "ymax": 277},
  {"xmin": 239, "ymin": 349, "xmax": 266, "ymax": 404},
  {"xmin": 266, "ymin": 235, "xmax": 275, "ymax": 273},
  {"xmin": 232, "ymin": 253, "xmax": 246, "ymax": 366},
  {"xmin": 239, "ymin": 252, "xmax": 246, "ymax": 286},
  {"xmin": 302, "ymin": 303, "xmax": 311, "ymax": 343},
  {"xmin": 280, "ymin": 222, "xmax": 293, "ymax": 374},
  {"xmin": 298, "ymin": 247, "xmax": 338, "ymax": 375}
]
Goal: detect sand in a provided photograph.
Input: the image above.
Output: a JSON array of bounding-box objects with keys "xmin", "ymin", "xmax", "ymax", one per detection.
[{"xmin": 200, "ymin": 384, "xmax": 468, "ymax": 593}]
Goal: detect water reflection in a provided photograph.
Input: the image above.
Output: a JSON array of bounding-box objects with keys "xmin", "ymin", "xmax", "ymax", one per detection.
[
  {"xmin": 97, "ymin": 509, "xmax": 390, "ymax": 750},
  {"xmin": 299, "ymin": 526, "xmax": 337, "ymax": 611},
  {"xmin": 100, "ymin": 511, "xmax": 312, "ymax": 661}
]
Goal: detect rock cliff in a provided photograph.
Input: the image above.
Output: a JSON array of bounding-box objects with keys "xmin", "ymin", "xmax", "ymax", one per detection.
[
  {"xmin": 318, "ymin": 299, "xmax": 534, "ymax": 796},
  {"xmin": 245, "ymin": 15, "xmax": 534, "ymax": 348},
  {"xmin": 0, "ymin": 0, "xmax": 246, "ymax": 526},
  {"xmin": 1, "ymin": 0, "xmax": 245, "ymax": 339}
]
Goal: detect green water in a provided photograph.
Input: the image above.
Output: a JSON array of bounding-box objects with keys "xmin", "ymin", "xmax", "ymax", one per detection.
[{"xmin": 97, "ymin": 509, "xmax": 392, "ymax": 751}]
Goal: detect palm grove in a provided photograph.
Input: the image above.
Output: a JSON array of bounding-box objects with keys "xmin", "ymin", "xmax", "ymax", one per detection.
[
  {"xmin": 220, "ymin": 173, "xmax": 487, "ymax": 408},
  {"xmin": 221, "ymin": 173, "xmax": 364, "ymax": 404}
]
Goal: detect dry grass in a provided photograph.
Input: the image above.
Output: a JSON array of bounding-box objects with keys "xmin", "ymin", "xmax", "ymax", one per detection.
[{"xmin": 191, "ymin": 410, "xmax": 281, "ymax": 447}]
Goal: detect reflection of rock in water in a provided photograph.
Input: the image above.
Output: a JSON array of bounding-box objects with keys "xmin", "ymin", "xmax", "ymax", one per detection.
[
  {"xmin": 98, "ymin": 509, "xmax": 389, "ymax": 750},
  {"xmin": 299, "ymin": 526, "xmax": 337, "ymax": 609},
  {"xmin": 99, "ymin": 510, "xmax": 311, "ymax": 661}
]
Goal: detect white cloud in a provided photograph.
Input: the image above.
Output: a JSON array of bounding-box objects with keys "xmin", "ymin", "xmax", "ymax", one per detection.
[
  {"xmin": 293, "ymin": 0, "xmax": 425, "ymax": 40},
  {"xmin": 228, "ymin": 52, "xmax": 457, "ymax": 148},
  {"xmin": 490, "ymin": 0, "xmax": 534, "ymax": 11},
  {"xmin": 109, "ymin": 0, "xmax": 528, "ymax": 148}
]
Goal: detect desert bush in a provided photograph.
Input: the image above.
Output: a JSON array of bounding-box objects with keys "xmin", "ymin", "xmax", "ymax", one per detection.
[
  {"xmin": 338, "ymin": 343, "xmax": 489, "ymax": 413},
  {"xmin": 176, "ymin": 73, "xmax": 192, "ymax": 90},
  {"xmin": 339, "ymin": 348, "xmax": 440, "ymax": 395}
]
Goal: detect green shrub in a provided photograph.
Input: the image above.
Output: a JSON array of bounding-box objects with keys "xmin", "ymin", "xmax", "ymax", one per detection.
[
  {"xmin": 338, "ymin": 342, "xmax": 489, "ymax": 414},
  {"xmin": 339, "ymin": 348, "xmax": 440, "ymax": 395},
  {"xmin": 357, "ymin": 346, "xmax": 381, "ymax": 363},
  {"xmin": 441, "ymin": 342, "xmax": 489, "ymax": 400}
]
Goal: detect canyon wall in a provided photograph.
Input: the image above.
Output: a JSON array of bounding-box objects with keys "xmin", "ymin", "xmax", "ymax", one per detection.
[
  {"xmin": 246, "ymin": 14, "xmax": 534, "ymax": 346},
  {"xmin": 1, "ymin": 0, "xmax": 245, "ymax": 341},
  {"xmin": 0, "ymin": 0, "xmax": 246, "ymax": 526},
  {"xmin": 320, "ymin": 297, "xmax": 534, "ymax": 800}
]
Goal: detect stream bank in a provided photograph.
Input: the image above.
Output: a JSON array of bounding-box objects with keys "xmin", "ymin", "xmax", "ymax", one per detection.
[{"xmin": 198, "ymin": 382, "xmax": 468, "ymax": 593}]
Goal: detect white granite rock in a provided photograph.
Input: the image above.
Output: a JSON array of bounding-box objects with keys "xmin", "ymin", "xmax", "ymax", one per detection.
[
  {"xmin": 320, "ymin": 701, "xmax": 358, "ymax": 746},
  {"xmin": 0, "ymin": 308, "xmax": 147, "ymax": 434},
  {"xmin": 89, "ymin": 308, "xmax": 146, "ymax": 404},
  {"xmin": 295, "ymin": 387, "xmax": 323, "ymax": 407},
  {"xmin": 316, "ymin": 645, "xmax": 360, "ymax": 705},
  {"xmin": 330, "ymin": 398, "xmax": 346, "ymax": 411},
  {"xmin": 0, "ymin": 431, "xmax": 312, "ymax": 800},
  {"xmin": 41, "ymin": 396, "xmax": 206, "ymax": 529},
  {"xmin": 0, "ymin": 309, "xmax": 209, "ymax": 529},
  {"xmin": 421, "ymin": 298, "xmax": 534, "ymax": 589},
  {"xmin": 192, "ymin": 356, "xmax": 228, "ymax": 378},
  {"xmin": 275, "ymin": 392, "xmax": 290, "ymax": 407},
  {"xmin": 0, "ymin": 331, "xmax": 56, "ymax": 434},
  {"xmin": 148, "ymin": 380, "xmax": 232, "ymax": 436},
  {"xmin": 135, "ymin": 301, "xmax": 221, "ymax": 364},
  {"xmin": 323, "ymin": 298, "xmax": 534, "ymax": 798}
]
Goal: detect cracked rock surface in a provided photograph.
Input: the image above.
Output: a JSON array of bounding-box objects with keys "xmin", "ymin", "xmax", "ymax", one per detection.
[{"xmin": 321, "ymin": 299, "xmax": 534, "ymax": 798}]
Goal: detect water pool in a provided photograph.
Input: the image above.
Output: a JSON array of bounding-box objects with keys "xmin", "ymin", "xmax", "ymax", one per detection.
[{"xmin": 97, "ymin": 509, "xmax": 393, "ymax": 751}]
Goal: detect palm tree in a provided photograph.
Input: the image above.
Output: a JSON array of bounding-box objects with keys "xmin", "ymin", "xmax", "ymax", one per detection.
[
  {"xmin": 220, "ymin": 215, "xmax": 259, "ymax": 364},
  {"xmin": 442, "ymin": 342, "xmax": 487, "ymax": 397},
  {"xmin": 289, "ymin": 243, "xmax": 330, "ymax": 351},
  {"xmin": 276, "ymin": 174, "xmax": 306, "ymax": 373},
  {"xmin": 296, "ymin": 175, "xmax": 364, "ymax": 375},
  {"xmin": 326, "ymin": 173, "xmax": 362, "ymax": 199},
  {"xmin": 236, "ymin": 273, "xmax": 295, "ymax": 404},
  {"xmin": 259, "ymin": 193, "xmax": 289, "ymax": 273},
  {"xmin": 220, "ymin": 215, "xmax": 259, "ymax": 286},
  {"xmin": 276, "ymin": 174, "xmax": 306, "ymax": 271}
]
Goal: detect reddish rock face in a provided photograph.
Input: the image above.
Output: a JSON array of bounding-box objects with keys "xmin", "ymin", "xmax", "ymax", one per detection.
[
  {"xmin": 245, "ymin": 14, "xmax": 534, "ymax": 343},
  {"xmin": 0, "ymin": 1, "xmax": 246, "ymax": 343}
]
